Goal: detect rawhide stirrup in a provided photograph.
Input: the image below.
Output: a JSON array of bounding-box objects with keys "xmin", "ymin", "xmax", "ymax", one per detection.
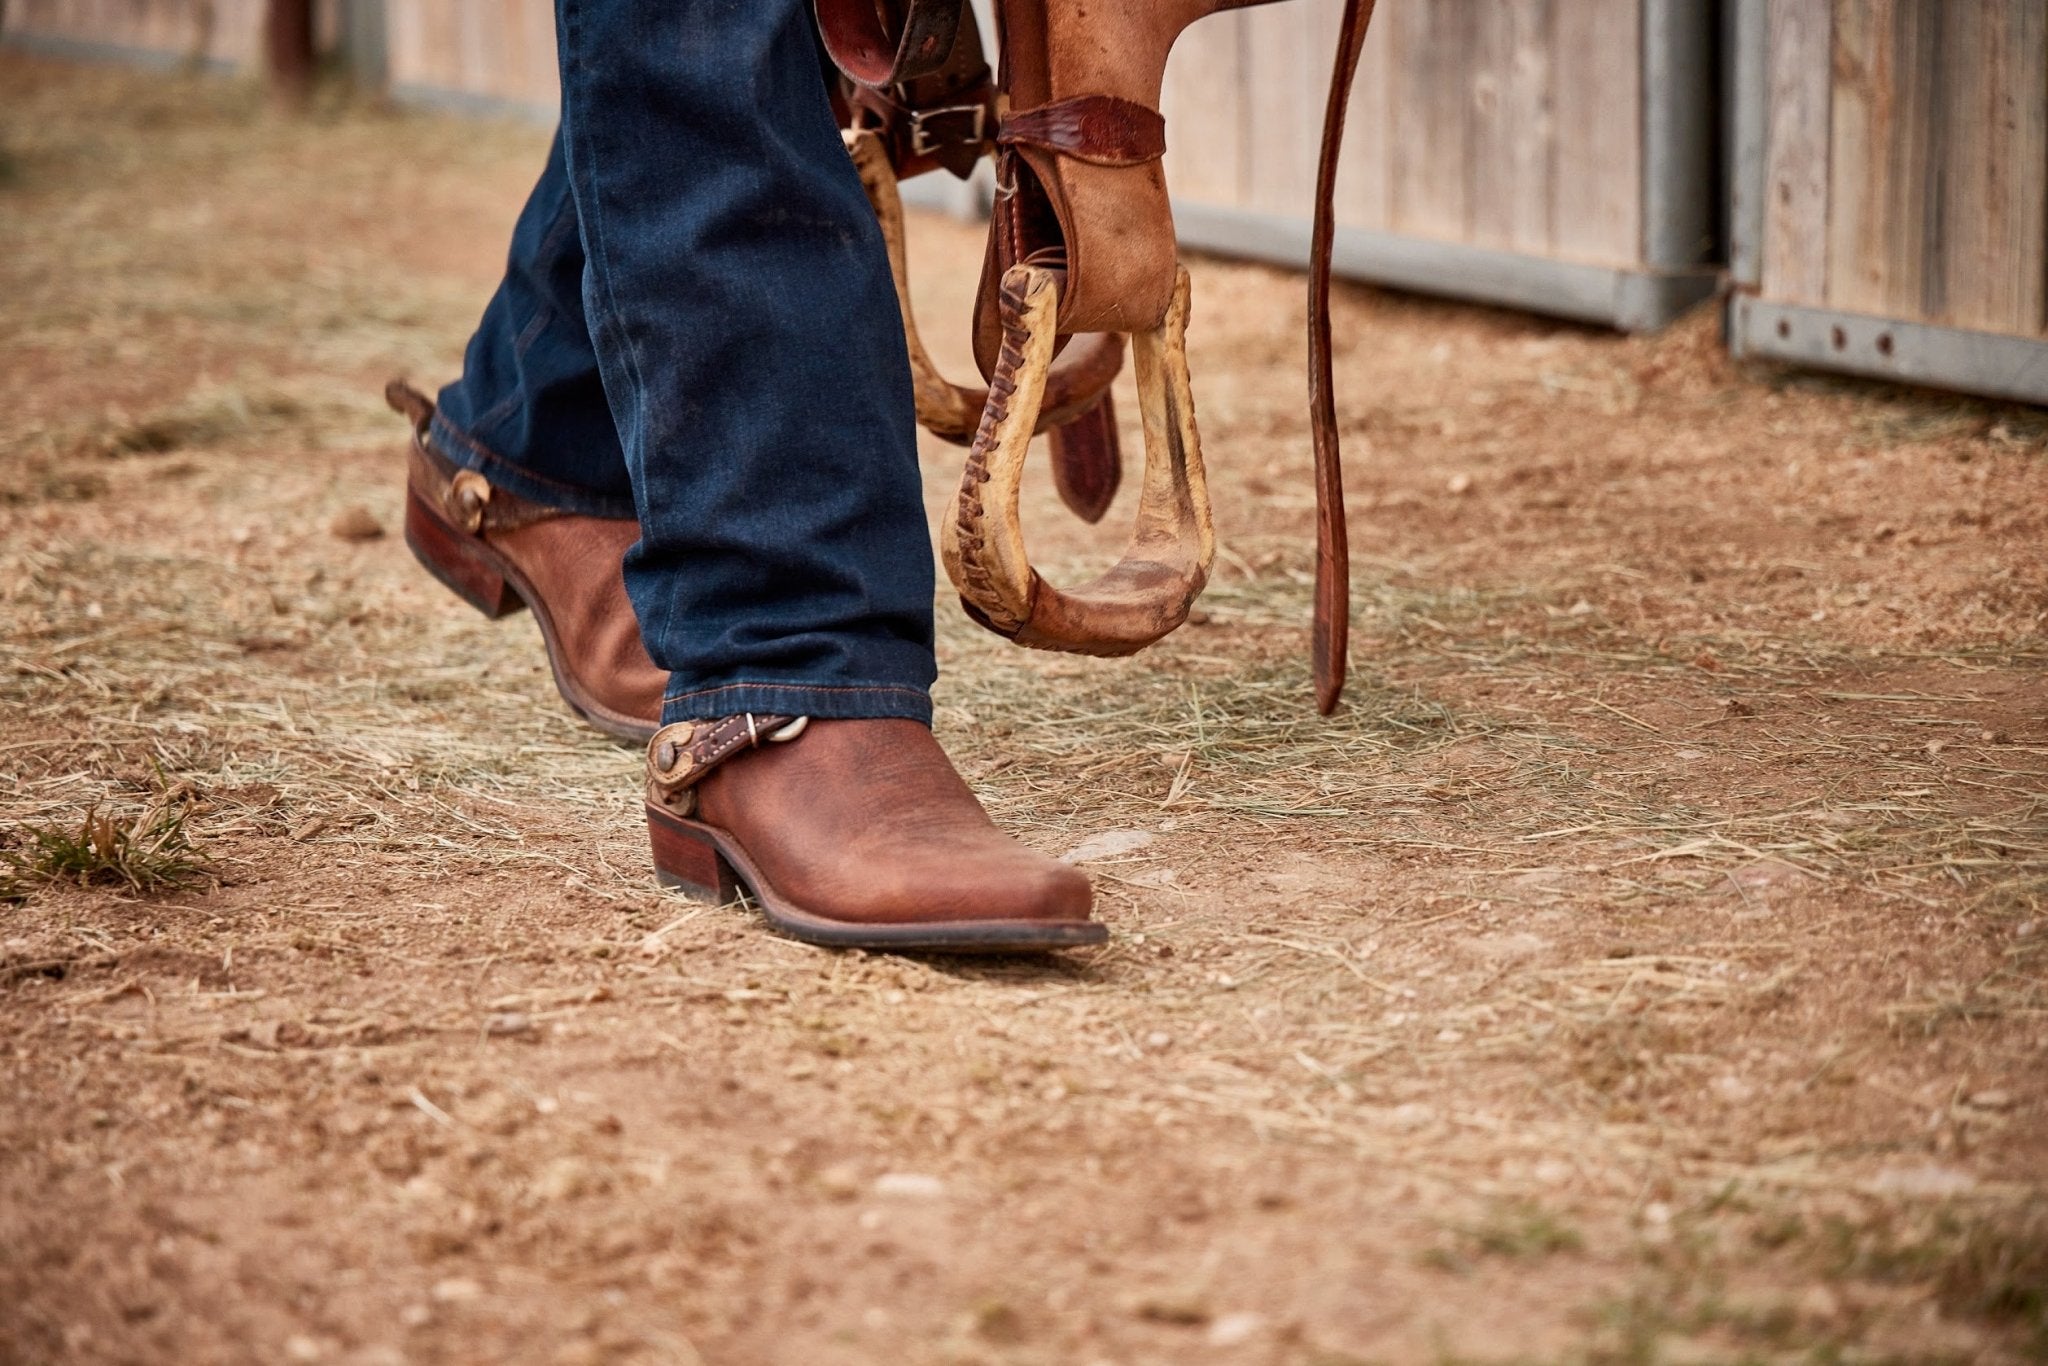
[
  {"xmin": 941, "ymin": 263, "xmax": 1212, "ymax": 655},
  {"xmin": 828, "ymin": 2, "xmax": 1129, "ymax": 524},
  {"xmin": 823, "ymin": 0, "xmax": 1379, "ymax": 713},
  {"xmin": 842, "ymin": 128, "xmax": 1127, "ymax": 456}
]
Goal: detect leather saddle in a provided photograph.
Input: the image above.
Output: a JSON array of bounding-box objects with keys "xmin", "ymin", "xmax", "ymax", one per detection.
[{"xmin": 820, "ymin": 0, "xmax": 1378, "ymax": 714}]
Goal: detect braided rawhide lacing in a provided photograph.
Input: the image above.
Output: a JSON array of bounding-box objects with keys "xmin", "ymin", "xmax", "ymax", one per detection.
[
  {"xmin": 948, "ymin": 269, "xmax": 1042, "ymax": 636},
  {"xmin": 646, "ymin": 714, "xmax": 809, "ymax": 816}
]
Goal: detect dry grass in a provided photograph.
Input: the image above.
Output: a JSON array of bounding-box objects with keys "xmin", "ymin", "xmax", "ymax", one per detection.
[{"xmin": 2, "ymin": 52, "xmax": 2046, "ymax": 1366}]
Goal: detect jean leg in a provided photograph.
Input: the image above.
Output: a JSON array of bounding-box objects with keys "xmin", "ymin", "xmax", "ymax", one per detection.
[
  {"xmin": 555, "ymin": 0, "xmax": 936, "ymax": 724},
  {"xmin": 432, "ymin": 133, "xmax": 637, "ymax": 519}
]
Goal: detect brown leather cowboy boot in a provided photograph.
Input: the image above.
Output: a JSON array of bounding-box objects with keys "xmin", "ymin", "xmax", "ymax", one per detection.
[
  {"xmin": 644, "ymin": 715, "xmax": 1104, "ymax": 951},
  {"xmin": 386, "ymin": 381, "xmax": 665, "ymax": 744}
]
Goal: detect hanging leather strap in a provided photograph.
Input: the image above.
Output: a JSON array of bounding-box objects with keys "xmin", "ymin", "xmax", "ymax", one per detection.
[{"xmin": 1308, "ymin": 0, "xmax": 1375, "ymax": 715}]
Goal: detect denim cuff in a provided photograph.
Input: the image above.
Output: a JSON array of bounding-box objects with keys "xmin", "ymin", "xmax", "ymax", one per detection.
[
  {"xmin": 660, "ymin": 679, "xmax": 933, "ymax": 727},
  {"xmin": 427, "ymin": 411, "xmax": 641, "ymax": 522}
]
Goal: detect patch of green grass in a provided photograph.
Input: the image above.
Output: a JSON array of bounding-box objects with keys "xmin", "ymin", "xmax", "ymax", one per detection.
[
  {"xmin": 1469, "ymin": 1201, "xmax": 1585, "ymax": 1260},
  {"xmin": 1822, "ymin": 1205, "xmax": 2048, "ymax": 1344},
  {"xmin": 1424, "ymin": 1200, "xmax": 1585, "ymax": 1273},
  {"xmin": 1, "ymin": 795, "xmax": 207, "ymax": 902},
  {"xmin": 1581, "ymin": 1288, "xmax": 1673, "ymax": 1366}
]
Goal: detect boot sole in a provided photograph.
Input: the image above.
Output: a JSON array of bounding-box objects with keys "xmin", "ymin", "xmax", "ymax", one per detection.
[
  {"xmin": 647, "ymin": 802, "xmax": 1108, "ymax": 953},
  {"xmin": 404, "ymin": 487, "xmax": 659, "ymax": 747}
]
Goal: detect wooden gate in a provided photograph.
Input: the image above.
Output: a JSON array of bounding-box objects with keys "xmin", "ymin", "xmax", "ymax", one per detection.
[
  {"xmin": 1728, "ymin": 0, "xmax": 2048, "ymax": 403},
  {"xmin": 1162, "ymin": 0, "xmax": 1721, "ymax": 331},
  {"xmin": 0, "ymin": 0, "xmax": 364, "ymax": 72}
]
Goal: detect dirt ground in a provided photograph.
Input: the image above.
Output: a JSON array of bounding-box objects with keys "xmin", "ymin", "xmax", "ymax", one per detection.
[{"xmin": 2, "ymin": 55, "xmax": 2045, "ymax": 1366}]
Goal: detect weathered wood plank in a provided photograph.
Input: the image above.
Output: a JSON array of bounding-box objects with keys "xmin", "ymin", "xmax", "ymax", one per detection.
[
  {"xmin": 1934, "ymin": 0, "xmax": 2047, "ymax": 336},
  {"xmin": 421, "ymin": 0, "xmax": 462, "ymax": 93},
  {"xmin": 1826, "ymin": 0, "xmax": 1900, "ymax": 316},
  {"xmin": 1549, "ymin": 0, "xmax": 1641, "ymax": 267},
  {"xmin": 1340, "ymin": 0, "xmax": 1396, "ymax": 231},
  {"xmin": 1161, "ymin": 9, "xmax": 1249, "ymax": 209},
  {"xmin": 1760, "ymin": 0, "xmax": 1830, "ymax": 306},
  {"xmin": 1386, "ymin": 0, "xmax": 1476, "ymax": 243},
  {"xmin": 1241, "ymin": 0, "xmax": 1319, "ymax": 218},
  {"xmin": 1467, "ymin": 0, "xmax": 1554, "ymax": 255},
  {"xmin": 493, "ymin": 0, "xmax": 525, "ymax": 101},
  {"xmin": 1556, "ymin": 0, "xmax": 1638, "ymax": 266},
  {"xmin": 142, "ymin": 0, "xmax": 180, "ymax": 54},
  {"xmin": 519, "ymin": 0, "xmax": 557, "ymax": 107},
  {"xmin": 385, "ymin": 0, "xmax": 424, "ymax": 91},
  {"xmin": 1877, "ymin": 0, "xmax": 1938, "ymax": 320},
  {"xmin": 456, "ymin": 0, "xmax": 497, "ymax": 94}
]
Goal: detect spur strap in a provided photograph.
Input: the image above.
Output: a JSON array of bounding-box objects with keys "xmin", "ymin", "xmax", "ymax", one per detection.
[
  {"xmin": 647, "ymin": 714, "xmax": 809, "ymax": 815},
  {"xmin": 385, "ymin": 380, "xmax": 567, "ymax": 536}
]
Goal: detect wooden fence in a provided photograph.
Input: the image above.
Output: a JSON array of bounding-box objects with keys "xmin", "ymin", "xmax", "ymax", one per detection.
[
  {"xmin": 0, "ymin": 0, "xmax": 360, "ymax": 70},
  {"xmin": 4, "ymin": 0, "xmax": 1720, "ymax": 332},
  {"xmin": 6, "ymin": 0, "xmax": 271, "ymax": 67},
  {"xmin": 1161, "ymin": 0, "xmax": 1719, "ymax": 330},
  {"xmin": 381, "ymin": 0, "xmax": 553, "ymax": 112},
  {"xmin": 13, "ymin": 0, "xmax": 2048, "ymax": 400},
  {"xmin": 1728, "ymin": 0, "xmax": 2048, "ymax": 402}
]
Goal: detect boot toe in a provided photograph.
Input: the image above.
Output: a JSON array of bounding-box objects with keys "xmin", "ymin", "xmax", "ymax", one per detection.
[
  {"xmin": 1021, "ymin": 858, "xmax": 1094, "ymax": 924},
  {"xmin": 852, "ymin": 848, "xmax": 1092, "ymax": 926}
]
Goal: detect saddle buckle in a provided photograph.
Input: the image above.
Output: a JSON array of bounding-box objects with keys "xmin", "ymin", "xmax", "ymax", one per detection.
[{"xmin": 906, "ymin": 102, "xmax": 989, "ymax": 160}]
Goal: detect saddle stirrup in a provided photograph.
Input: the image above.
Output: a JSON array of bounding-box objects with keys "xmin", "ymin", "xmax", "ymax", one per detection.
[
  {"xmin": 940, "ymin": 264, "xmax": 1213, "ymax": 656},
  {"xmin": 842, "ymin": 128, "xmax": 1126, "ymax": 455},
  {"xmin": 824, "ymin": 0, "xmax": 1381, "ymax": 712}
]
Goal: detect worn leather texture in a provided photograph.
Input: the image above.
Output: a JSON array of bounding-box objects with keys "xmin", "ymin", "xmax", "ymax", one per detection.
[
  {"xmin": 489, "ymin": 515, "xmax": 665, "ymax": 730},
  {"xmin": 392, "ymin": 382, "xmax": 666, "ymax": 737},
  {"xmin": 683, "ymin": 719, "xmax": 1094, "ymax": 927},
  {"xmin": 822, "ymin": 0, "xmax": 1376, "ymax": 714},
  {"xmin": 647, "ymin": 713, "xmax": 803, "ymax": 810},
  {"xmin": 998, "ymin": 95, "xmax": 1167, "ymax": 167},
  {"xmin": 1046, "ymin": 389, "xmax": 1120, "ymax": 524},
  {"xmin": 815, "ymin": 0, "xmax": 962, "ymax": 87},
  {"xmin": 832, "ymin": 0, "xmax": 996, "ymax": 179}
]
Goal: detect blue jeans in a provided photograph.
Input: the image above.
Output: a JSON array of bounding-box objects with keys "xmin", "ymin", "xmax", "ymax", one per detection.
[{"xmin": 432, "ymin": 0, "xmax": 936, "ymax": 726}]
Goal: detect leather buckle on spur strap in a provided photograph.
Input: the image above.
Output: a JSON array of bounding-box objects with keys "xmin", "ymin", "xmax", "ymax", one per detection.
[{"xmin": 647, "ymin": 714, "xmax": 809, "ymax": 816}]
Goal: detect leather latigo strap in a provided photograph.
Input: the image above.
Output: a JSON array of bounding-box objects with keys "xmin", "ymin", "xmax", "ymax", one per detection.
[
  {"xmin": 647, "ymin": 715, "xmax": 808, "ymax": 814},
  {"xmin": 831, "ymin": 0, "xmax": 996, "ymax": 180},
  {"xmin": 998, "ymin": 96, "xmax": 1166, "ymax": 167},
  {"xmin": 815, "ymin": 0, "xmax": 961, "ymax": 86},
  {"xmin": 1307, "ymin": 0, "xmax": 1377, "ymax": 714}
]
